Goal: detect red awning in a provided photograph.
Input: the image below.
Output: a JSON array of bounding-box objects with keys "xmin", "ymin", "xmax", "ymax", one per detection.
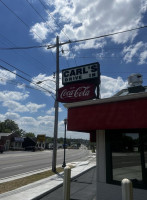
[{"xmin": 67, "ymin": 97, "xmax": 147, "ymax": 132}]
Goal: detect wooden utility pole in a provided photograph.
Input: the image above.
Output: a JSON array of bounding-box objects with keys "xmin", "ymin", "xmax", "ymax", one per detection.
[{"xmin": 52, "ymin": 36, "xmax": 59, "ymax": 172}]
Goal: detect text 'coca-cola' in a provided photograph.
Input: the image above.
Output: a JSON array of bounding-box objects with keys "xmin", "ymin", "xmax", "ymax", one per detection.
[{"xmin": 58, "ymin": 83, "xmax": 96, "ymax": 103}]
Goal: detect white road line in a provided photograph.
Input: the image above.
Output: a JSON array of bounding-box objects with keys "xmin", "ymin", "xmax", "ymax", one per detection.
[
  {"xmin": 2, "ymin": 165, "xmax": 23, "ymax": 170},
  {"xmin": 0, "ymin": 151, "xmax": 51, "ymax": 159}
]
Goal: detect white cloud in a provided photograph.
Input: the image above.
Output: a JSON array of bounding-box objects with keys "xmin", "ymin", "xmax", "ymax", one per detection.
[
  {"xmin": 17, "ymin": 83, "xmax": 26, "ymax": 90},
  {"xmin": 0, "ymin": 91, "xmax": 29, "ymax": 102},
  {"xmin": 100, "ymin": 75, "xmax": 128, "ymax": 98},
  {"xmin": 46, "ymin": 107, "xmax": 62, "ymax": 114},
  {"xmin": 122, "ymin": 42, "xmax": 147, "ymax": 64},
  {"xmin": 0, "ymin": 114, "xmax": 6, "ymax": 122},
  {"xmin": 0, "ymin": 69, "xmax": 16, "ymax": 85},
  {"xmin": 30, "ymin": 0, "xmax": 145, "ymax": 49},
  {"xmin": 31, "ymin": 73, "xmax": 63, "ymax": 96},
  {"xmin": 37, "ymin": 115, "xmax": 54, "ymax": 125},
  {"xmin": 139, "ymin": 50, "xmax": 147, "ymax": 64},
  {"xmin": 2, "ymin": 100, "xmax": 46, "ymax": 113},
  {"xmin": 2, "ymin": 101, "xmax": 28, "ymax": 113},
  {"xmin": 18, "ymin": 117, "xmax": 37, "ymax": 127},
  {"xmin": 5, "ymin": 112, "xmax": 20, "ymax": 120},
  {"xmin": 26, "ymin": 102, "xmax": 46, "ymax": 113},
  {"xmin": 31, "ymin": 74, "xmax": 56, "ymax": 96},
  {"xmin": 30, "ymin": 22, "xmax": 50, "ymax": 42},
  {"xmin": 46, "ymin": 107, "xmax": 55, "ymax": 114}
]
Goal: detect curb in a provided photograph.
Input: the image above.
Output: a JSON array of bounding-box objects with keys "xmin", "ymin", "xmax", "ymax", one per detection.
[{"xmin": 32, "ymin": 165, "xmax": 96, "ymax": 200}]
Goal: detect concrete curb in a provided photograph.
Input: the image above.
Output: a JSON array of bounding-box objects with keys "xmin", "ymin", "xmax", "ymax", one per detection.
[
  {"xmin": 32, "ymin": 164, "xmax": 96, "ymax": 200},
  {"xmin": 0, "ymin": 157, "xmax": 96, "ymax": 200}
]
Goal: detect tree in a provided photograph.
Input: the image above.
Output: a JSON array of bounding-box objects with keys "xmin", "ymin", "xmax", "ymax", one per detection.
[
  {"xmin": 14, "ymin": 129, "xmax": 26, "ymax": 137},
  {"xmin": 23, "ymin": 132, "xmax": 35, "ymax": 138},
  {"xmin": 2, "ymin": 119, "xmax": 19, "ymax": 132}
]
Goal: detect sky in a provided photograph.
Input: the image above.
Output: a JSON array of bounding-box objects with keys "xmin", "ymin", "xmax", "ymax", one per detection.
[{"xmin": 0, "ymin": 0, "xmax": 147, "ymax": 139}]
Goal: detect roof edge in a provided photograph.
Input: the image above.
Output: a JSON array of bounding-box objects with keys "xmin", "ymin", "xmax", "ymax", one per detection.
[{"xmin": 64, "ymin": 91, "xmax": 147, "ymax": 109}]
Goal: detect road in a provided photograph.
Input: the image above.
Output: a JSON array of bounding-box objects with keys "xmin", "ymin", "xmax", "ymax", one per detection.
[{"xmin": 0, "ymin": 148, "xmax": 91, "ymax": 179}]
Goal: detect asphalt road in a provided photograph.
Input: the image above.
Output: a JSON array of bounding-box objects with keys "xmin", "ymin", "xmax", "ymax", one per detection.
[{"xmin": 0, "ymin": 148, "xmax": 91, "ymax": 179}]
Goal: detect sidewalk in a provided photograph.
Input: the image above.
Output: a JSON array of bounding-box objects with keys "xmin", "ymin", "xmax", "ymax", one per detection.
[
  {"xmin": 0, "ymin": 155, "xmax": 96, "ymax": 200},
  {"xmin": 39, "ymin": 166, "xmax": 96, "ymax": 200}
]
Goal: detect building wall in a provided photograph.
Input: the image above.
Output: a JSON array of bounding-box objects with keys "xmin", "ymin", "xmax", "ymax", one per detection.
[
  {"xmin": 96, "ymin": 130, "xmax": 147, "ymax": 200},
  {"xmin": 67, "ymin": 98, "xmax": 147, "ymax": 131}
]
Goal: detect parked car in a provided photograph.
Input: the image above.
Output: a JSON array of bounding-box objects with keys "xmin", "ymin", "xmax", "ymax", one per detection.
[
  {"xmin": 0, "ymin": 145, "xmax": 4, "ymax": 153},
  {"xmin": 24, "ymin": 146, "xmax": 37, "ymax": 152},
  {"xmin": 24, "ymin": 146, "xmax": 44, "ymax": 152}
]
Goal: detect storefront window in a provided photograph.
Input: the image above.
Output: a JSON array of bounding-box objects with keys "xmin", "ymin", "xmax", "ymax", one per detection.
[{"xmin": 106, "ymin": 130, "xmax": 147, "ymax": 188}]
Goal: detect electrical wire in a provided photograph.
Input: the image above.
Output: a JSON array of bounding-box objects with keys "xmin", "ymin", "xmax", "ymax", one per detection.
[
  {"xmin": 0, "ymin": 58, "xmax": 32, "ymax": 78},
  {"xmin": 0, "ymin": 33, "xmax": 53, "ymax": 75},
  {"xmin": 0, "ymin": 24, "xmax": 146, "ymax": 51},
  {"xmin": 39, "ymin": 0, "xmax": 69, "ymax": 39},
  {"xmin": 0, "ymin": 64, "xmax": 55, "ymax": 99},
  {"xmin": 25, "ymin": 0, "xmax": 55, "ymax": 33},
  {"xmin": 0, "ymin": 45, "xmax": 48, "ymax": 50},
  {"xmin": 0, "ymin": 58, "xmax": 55, "ymax": 84},
  {"xmin": 70, "ymin": 25, "xmax": 147, "ymax": 44},
  {"xmin": 0, "ymin": 0, "xmax": 56, "ymax": 68},
  {"xmin": 0, "ymin": 76, "xmax": 53, "ymax": 93},
  {"xmin": 24, "ymin": 0, "xmax": 56, "ymax": 61},
  {"xmin": 38, "ymin": 0, "xmax": 78, "ymax": 67},
  {"xmin": 0, "ymin": 0, "xmax": 43, "ymax": 42},
  {"xmin": 0, "ymin": 58, "xmax": 56, "ymax": 91}
]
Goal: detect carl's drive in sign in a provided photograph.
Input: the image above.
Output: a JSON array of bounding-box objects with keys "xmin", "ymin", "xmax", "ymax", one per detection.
[
  {"xmin": 58, "ymin": 82, "xmax": 96, "ymax": 103},
  {"xmin": 62, "ymin": 62, "xmax": 100, "ymax": 85}
]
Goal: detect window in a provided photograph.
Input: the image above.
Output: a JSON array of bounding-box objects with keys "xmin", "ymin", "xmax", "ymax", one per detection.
[{"xmin": 106, "ymin": 130, "xmax": 147, "ymax": 189}]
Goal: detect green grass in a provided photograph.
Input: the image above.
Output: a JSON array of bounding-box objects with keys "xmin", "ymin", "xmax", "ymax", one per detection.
[{"xmin": 0, "ymin": 167, "xmax": 63, "ymax": 194}]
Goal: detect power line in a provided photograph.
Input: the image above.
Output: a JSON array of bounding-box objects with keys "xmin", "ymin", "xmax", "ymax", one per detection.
[
  {"xmin": 0, "ymin": 24, "xmax": 147, "ymax": 51},
  {"xmin": 0, "ymin": 64, "xmax": 55, "ymax": 98},
  {"xmin": 0, "ymin": 45, "xmax": 48, "ymax": 50},
  {"xmin": 70, "ymin": 25, "xmax": 147, "ymax": 44},
  {"xmin": 26, "ymin": 0, "xmax": 77, "ymax": 67},
  {"xmin": 25, "ymin": 0, "xmax": 55, "ymax": 33},
  {"xmin": 24, "ymin": 0, "xmax": 56, "ymax": 63},
  {"xmin": 0, "ymin": 0, "xmax": 56, "ymax": 67},
  {"xmin": 38, "ymin": 0, "xmax": 78, "ymax": 67},
  {"xmin": 39, "ymin": 0, "xmax": 69, "ymax": 39},
  {"xmin": 0, "ymin": 0, "xmax": 44, "ymax": 42},
  {"xmin": 0, "ymin": 33, "xmax": 54, "ymax": 74},
  {"xmin": 0, "ymin": 58, "xmax": 56, "ymax": 91},
  {"xmin": 0, "ymin": 58, "xmax": 33, "ymax": 78},
  {"xmin": 0, "ymin": 58, "xmax": 56, "ymax": 84},
  {"xmin": 0, "ymin": 77, "xmax": 50, "ymax": 92}
]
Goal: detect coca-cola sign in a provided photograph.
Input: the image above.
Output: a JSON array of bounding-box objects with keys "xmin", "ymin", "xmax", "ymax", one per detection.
[{"xmin": 58, "ymin": 83, "xmax": 96, "ymax": 103}]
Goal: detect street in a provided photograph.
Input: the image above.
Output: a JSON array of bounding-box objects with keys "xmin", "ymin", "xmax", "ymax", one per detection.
[{"xmin": 0, "ymin": 148, "xmax": 91, "ymax": 179}]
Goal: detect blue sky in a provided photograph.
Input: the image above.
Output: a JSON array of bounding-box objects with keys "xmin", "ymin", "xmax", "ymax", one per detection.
[{"xmin": 0, "ymin": 0, "xmax": 147, "ymax": 139}]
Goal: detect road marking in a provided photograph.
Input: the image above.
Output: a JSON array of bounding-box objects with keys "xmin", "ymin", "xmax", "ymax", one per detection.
[
  {"xmin": 0, "ymin": 151, "xmax": 51, "ymax": 159},
  {"xmin": 2, "ymin": 165, "xmax": 23, "ymax": 170}
]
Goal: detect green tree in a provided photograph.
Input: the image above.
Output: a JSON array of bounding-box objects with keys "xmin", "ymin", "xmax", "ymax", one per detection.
[
  {"xmin": 0, "ymin": 119, "xmax": 22, "ymax": 136},
  {"xmin": 0, "ymin": 121, "xmax": 6, "ymax": 132},
  {"xmin": 23, "ymin": 132, "xmax": 35, "ymax": 138},
  {"xmin": 4, "ymin": 119, "xmax": 19, "ymax": 132}
]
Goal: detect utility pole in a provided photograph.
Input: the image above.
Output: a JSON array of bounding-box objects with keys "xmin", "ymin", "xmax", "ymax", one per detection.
[{"xmin": 52, "ymin": 36, "xmax": 59, "ymax": 172}]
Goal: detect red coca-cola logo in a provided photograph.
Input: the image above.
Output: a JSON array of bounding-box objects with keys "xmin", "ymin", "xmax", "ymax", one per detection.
[{"xmin": 58, "ymin": 83, "xmax": 96, "ymax": 103}]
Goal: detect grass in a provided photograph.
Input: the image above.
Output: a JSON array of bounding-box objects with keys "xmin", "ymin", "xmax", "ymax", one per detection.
[{"xmin": 0, "ymin": 167, "xmax": 63, "ymax": 194}]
